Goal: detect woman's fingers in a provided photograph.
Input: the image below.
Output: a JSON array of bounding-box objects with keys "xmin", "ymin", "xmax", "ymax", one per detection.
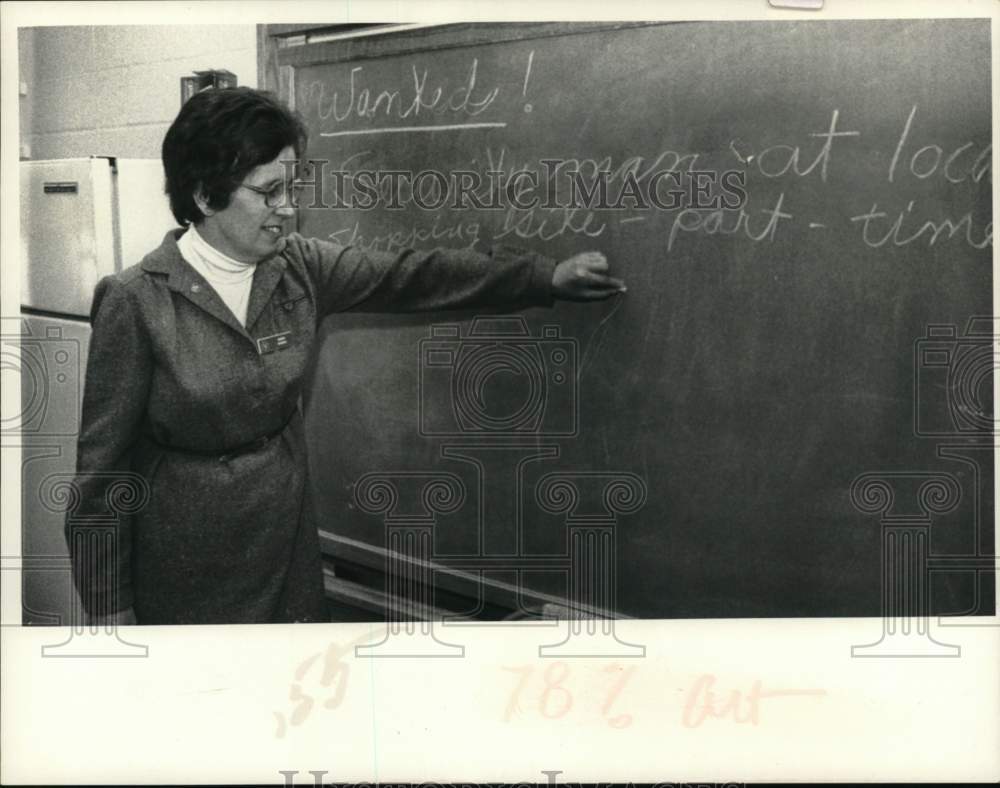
[
  {"xmin": 566, "ymin": 280, "xmax": 626, "ymax": 301},
  {"xmin": 582, "ymin": 286, "xmax": 623, "ymax": 300},
  {"xmin": 574, "ymin": 251, "xmax": 609, "ymax": 272},
  {"xmin": 577, "ymin": 264, "xmax": 626, "ymax": 293},
  {"xmin": 582, "ymin": 271, "xmax": 626, "ymax": 290},
  {"xmin": 552, "ymin": 251, "xmax": 626, "ymax": 300}
]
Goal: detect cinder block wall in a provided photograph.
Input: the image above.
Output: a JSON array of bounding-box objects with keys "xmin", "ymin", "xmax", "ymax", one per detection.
[{"xmin": 19, "ymin": 25, "xmax": 257, "ymax": 160}]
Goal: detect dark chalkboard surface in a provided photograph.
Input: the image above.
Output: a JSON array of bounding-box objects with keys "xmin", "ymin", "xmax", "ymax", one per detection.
[{"xmin": 286, "ymin": 20, "xmax": 993, "ymax": 618}]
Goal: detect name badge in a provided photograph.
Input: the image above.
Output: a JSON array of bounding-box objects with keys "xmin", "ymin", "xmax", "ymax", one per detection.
[{"xmin": 257, "ymin": 331, "xmax": 293, "ymax": 355}]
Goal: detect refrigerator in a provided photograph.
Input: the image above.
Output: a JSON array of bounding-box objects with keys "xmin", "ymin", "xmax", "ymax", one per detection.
[{"xmin": 13, "ymin": 157, "xmax": 176, "ymax": 625}]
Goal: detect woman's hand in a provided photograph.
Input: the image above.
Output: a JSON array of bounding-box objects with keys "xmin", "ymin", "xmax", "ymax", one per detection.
[
  {"xmin": 87, "ymin": 607, "xmax": 137, "ymax": 627},
  {"xmin": 552, "ymin": 252, "xmax": 626, "ymax": 301}
]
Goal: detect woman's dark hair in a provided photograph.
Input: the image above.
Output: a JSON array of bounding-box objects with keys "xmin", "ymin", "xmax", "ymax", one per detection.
[{"xmin": 162, "ymin": 87, "xmax": 308, "ymax": 225}]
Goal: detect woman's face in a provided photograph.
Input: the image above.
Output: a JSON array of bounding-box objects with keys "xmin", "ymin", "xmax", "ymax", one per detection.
[{"xmin": 196, "ymin": 145, "xmax": 297, "ymax": 263}]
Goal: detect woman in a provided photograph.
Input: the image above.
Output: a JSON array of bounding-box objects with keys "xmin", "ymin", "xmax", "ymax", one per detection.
[{"xmin": 69, "ymin": 87, "xmax": 624, "ymax": 626}]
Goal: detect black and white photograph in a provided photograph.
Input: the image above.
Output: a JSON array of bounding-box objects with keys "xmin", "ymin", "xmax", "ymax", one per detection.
[{"xmin": 2, "ymin": 1, "xmax": 998, "ymax": 785}]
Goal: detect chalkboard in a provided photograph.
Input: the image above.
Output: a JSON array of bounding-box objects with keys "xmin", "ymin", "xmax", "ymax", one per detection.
[{"xmin": 281, "ymin": 20, "xmax": 993, "ymax": 618}]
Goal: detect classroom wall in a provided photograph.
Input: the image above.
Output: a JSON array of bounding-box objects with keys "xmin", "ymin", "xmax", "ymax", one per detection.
[{"xmin": 18, "ymin": 25, "xmax": 257, "ymax": 160}]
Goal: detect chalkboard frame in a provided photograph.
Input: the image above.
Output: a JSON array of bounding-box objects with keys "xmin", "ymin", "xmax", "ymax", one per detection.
[
  {"xmin": 259, "ymin": 22, "xmax": 660, "ymax": 116},
  {"xmin": 260, "ymin": 20, "xmax": 994, "ymax": 622}
]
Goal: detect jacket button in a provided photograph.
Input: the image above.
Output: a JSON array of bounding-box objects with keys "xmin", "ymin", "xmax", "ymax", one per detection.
[{"xmin": 191, "ymin": 283, "xmax": 201, "ymax": 293}]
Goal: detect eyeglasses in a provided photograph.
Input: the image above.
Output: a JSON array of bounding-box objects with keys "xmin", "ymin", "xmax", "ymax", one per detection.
[{"xmin": 239, "ymin": 180, "xmax": 305, "ymax": 208}]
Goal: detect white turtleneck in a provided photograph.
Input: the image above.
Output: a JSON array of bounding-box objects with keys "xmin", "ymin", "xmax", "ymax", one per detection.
[{"xmin": 177, "ymin": 225, "xmax": 257, "ymax": 327}]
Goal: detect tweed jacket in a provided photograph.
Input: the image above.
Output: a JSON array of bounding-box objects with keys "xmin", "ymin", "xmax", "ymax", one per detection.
[{"xmin": 69, "ymin": 229, "xmax": 556, "ymax": 624}]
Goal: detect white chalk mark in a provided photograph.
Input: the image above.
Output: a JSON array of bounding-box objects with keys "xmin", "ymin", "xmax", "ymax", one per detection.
[
  {"xmin": 809, "ymin": 222, "xmax": 826, "ymax": 229},
  {"xmin": 729, "ymin": 141, "xmax": 747, "ymax": 165},
  {"xmin": 320, "ymin": 122, "xmax": 507, "ymax": 137},
  {"xmin": 888, "ymin": 105, "xmax": 917, "ymax": 183},
  {"xmin": 620, "ymin": 216, "xmax": 646, "ymax": 224},
  {"xmin": 578, "ymin": 294, "xmax": 626, "ymax": 382},
  {"xmin": 523, "ymin": 51, "xmax": 534, "ymax": 96}
]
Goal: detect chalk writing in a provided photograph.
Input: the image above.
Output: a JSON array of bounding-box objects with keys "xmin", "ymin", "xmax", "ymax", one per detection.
[
  {"xmin": 303, "ymin": 96, "xmax": 989, "ymax": 257},
  {"xmin": 850, "ymin": 202, "xmax": 992, "ymax": 249},
  {"xmin": 494, "ymin": 205, "xmax": 606, "ymax": 242},
  {"xmin": 305, "ymin": 58, "xmax": 501, "ymax": 128},
  {"xmin": 667, "ymin": 192, "xmax": 792, "ymax": 251},
  {"xmin": 328, "ymin": 216, "xmax": 482, "ymax": 253},
  {"xmin": 732, "ymin": 110, "xmax": 860, "ymax": 183},
  {"xmin": 888, "ymin": 105, "xmax": 991, "ymax": 184},
  {"xmin": 542, "ymin": 149, "xmax": 703, "ymax": 189},
  {"xmin": 522, "ymin": 50, "xmax": 534, "ymax": 112},
  {"xmin": 726, "ymin": 106, "xmax": 990, "ymax": 190},
  {"xmin": 320, "ymin": 122, "xmax": 507, "ymax": 138},
  {"xmin": 473, "ymin": 146, "xmax": 701, "ymax": 207}
]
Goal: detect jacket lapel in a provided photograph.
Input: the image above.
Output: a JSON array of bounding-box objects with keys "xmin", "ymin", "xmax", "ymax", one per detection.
[
  {"xmin": 141, "ymin": 229, "xmax": 286, "ymax": 343},
  {"xmin": 245, "ymin": 255, "xmax": 287, "ymax": 332}
]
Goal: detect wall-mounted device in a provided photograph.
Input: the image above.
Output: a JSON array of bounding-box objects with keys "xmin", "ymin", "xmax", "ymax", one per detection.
[{"xmin": 180, "ymin": 69, "xmax": 237, "ymax": 104}]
